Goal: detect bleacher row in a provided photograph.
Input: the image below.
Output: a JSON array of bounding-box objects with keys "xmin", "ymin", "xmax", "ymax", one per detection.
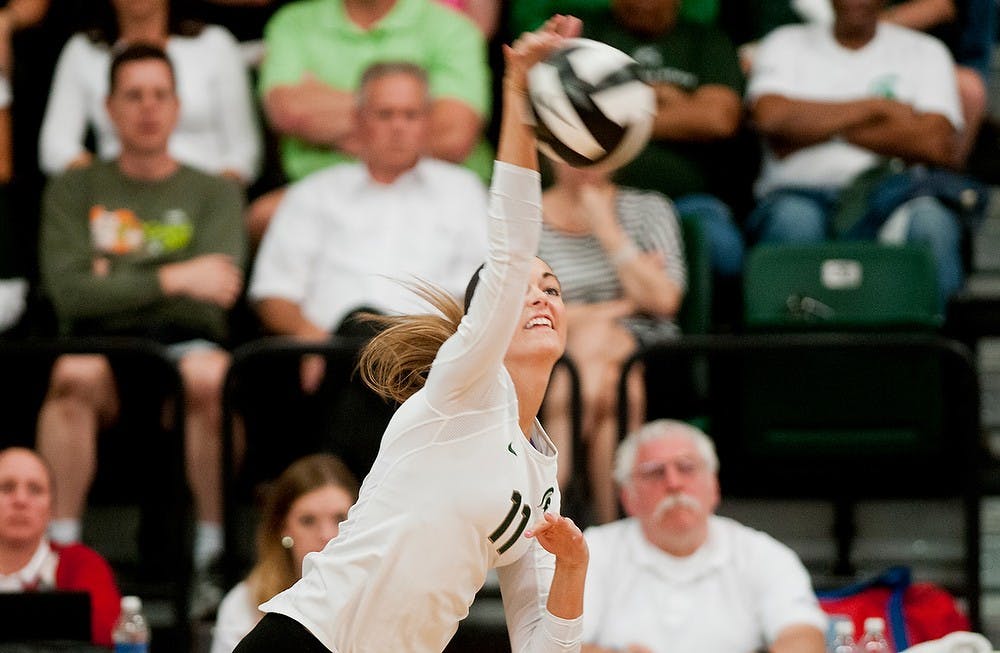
[{"xmin": 0, "ymin": 237, "xmax": 992, "ymax": 651}]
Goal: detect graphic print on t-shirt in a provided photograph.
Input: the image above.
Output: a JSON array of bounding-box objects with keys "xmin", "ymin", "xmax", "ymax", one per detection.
[{"xmin": 89, "ymin": 205, "xmax": 193, "ymax": 256}]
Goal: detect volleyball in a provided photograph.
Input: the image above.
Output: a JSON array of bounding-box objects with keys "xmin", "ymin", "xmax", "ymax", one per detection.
[{"xmin": 526, "ymin": 38, "xmax": 655, "ymax": 170}]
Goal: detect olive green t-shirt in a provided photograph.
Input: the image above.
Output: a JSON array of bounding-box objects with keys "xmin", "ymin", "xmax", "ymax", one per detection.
[{"xmin": 40, "ymin": 161, "xmax": 247, "ymax": 343}]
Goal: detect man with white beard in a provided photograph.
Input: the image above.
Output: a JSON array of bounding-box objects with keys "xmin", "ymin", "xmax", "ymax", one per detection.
[{"xmin": 580, "ymin": 419, "xmax": 828, "ymax": 653}]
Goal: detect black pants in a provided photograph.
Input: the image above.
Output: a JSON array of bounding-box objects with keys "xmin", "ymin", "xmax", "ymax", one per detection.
[{"xmin": 234, "ymin": 613, "xmax": 330, "ymax": 652}]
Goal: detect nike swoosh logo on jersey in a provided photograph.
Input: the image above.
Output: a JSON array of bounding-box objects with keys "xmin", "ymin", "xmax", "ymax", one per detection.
[{"xmin": 507, "ymin": 442, "xmax": 517, "ymax": 456}]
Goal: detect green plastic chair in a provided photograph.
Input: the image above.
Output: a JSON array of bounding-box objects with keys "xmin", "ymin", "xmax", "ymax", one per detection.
[
  {"xmin": 744, "ymin": 242, "xmax": 941, "ymax": 331},
  {"xmin": 677, "ymin": 213, "xmax": 713, "ymax": 334}
]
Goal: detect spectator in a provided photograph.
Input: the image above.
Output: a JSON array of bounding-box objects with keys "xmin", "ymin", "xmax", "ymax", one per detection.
[
  {"xmin": 582, "ymin": 419, "xmax": 827, "ymax": 653},
  {"xmin": 39, "ymin": 0, "xmax": 261, "ymax": 184},
  {"xmin": 35, "ymin": 43, "xmax": 247, "ymax": 613},
  {"xmin": 539, "ymin": 158, "xmax": 686, "ymax": 525},
  {"xmin": 761, "ymin": 0, "xmax": 991, "ymax": 168},
  {"xmin": 0, "ymin": 446, "xmax": 122, "ymax": 647},
  {"xmin": 746, "ymin": 0, "xmax": 965, "ymax": 305},
  {"xmin": 248, "ymin": 60, "xmax": 487, "ymax": 478},
  {"xmin": 248, "ymin": 60, "xmax": 487, "ymax": 369},
  {"xmin": 248, "ymin": 0, "xmax": 493, "ymax": 240},
  {"xmin": 211, "ymin": 453, "xmax": 359, "ymax": 653},
  {"xmin": 575, "ymin": 0, "xmax": 746, "ymax": 290}
]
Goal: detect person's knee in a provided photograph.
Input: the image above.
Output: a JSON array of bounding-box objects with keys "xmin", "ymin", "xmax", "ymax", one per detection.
[
  {"xmin": 752, "ymin": 195, "xmax": 826, "ymax": 243},
  {"xmin": 180, "ymin": 350, "xmax": 230, "ymax": 414},
  {"xmin": 47, "ymin": 354, "xmax": 116, "ymax": 406},
  {"xmin": 907, "ymin": 197, "xmax": 960, "ymax": 248}
]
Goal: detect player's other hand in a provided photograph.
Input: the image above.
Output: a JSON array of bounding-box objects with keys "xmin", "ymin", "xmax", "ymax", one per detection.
[{"xmin": 525, "ymin": 512, "xmax": 588, "ymax": 568}]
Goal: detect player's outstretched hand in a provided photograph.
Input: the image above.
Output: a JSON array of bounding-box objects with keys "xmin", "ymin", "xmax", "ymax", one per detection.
[
  {"xmin": 525, "ymin": 512, "xmax": 588, "ymax": 568},
  {"xmin": 502, "ymin": 15, "xmax": 582, "ymax": 94}
]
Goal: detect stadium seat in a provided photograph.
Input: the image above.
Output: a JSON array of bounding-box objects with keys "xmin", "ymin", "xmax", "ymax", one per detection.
[
  {"xmin": 744, "ymin": 242, "xmax": 942, "ymax": 331},
  {"xmin": 677, "ymin": 213, "xmax": 713, "ymax": 335}
]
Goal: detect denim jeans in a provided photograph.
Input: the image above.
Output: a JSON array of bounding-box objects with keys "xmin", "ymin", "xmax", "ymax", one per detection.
[
  {"xmin": 748, "ymin": 188, "xmax": 963, "ymax": 307},
  {"xmin": 674, "ymin": 193, "xmax": 745, "ymax": 278}
]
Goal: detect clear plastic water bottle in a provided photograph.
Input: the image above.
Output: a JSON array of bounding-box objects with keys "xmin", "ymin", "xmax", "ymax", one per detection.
[
  {"xmin": 112, "ymin": 595, "xmax": 150, "ymax": 653},
  {"xmin": 831, "ymin": 617, "xmax": 858, "ymax": 653},
  {"xmin": 860, "ymin": 617, "xmax": 893, "ymax": 653}
]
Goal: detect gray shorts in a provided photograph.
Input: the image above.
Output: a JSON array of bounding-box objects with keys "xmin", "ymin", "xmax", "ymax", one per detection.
[{"xmin": 165, "ymin": 338, "xmax": 222, "ymax": 362}]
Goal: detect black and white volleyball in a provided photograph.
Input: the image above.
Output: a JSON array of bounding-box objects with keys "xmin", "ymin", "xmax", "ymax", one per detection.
[{"xmin": 527, "ymin": 38, "xmax": 655, "ymax": 170}]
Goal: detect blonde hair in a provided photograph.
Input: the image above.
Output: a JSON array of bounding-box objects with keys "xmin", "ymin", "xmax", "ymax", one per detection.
[
  {"xmin": 245, "ymin": 454, "xmax": 359, "ymax": 607},
  {"xmin": 358, "ymin": 282, "xmax": 466, "ymax": 405}
]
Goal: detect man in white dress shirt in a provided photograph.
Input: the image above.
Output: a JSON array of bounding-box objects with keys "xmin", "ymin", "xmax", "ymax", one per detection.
[
  {"xmin": 246, "ymin": 60, "xmax": 488, "ymax": 476},
  {"xmin": 582, "ymin": 419, "xmax": 828, "ymax": 653},
  {"xmin": 249, "ymin": 60, "xmax": 488, "ymax": 349}
]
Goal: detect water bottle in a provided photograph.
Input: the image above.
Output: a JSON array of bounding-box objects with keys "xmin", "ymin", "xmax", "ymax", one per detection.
[
  {"xmin": 831, "ymin": 617, "xmax": 858, "ymax": 653},
  {"xmin": 860, "ymin": 617, "xmax": 892, "ymax": 653},
  {"xmin": 112, "ymin": 595, "xmax": 150, "ymax": 653}
]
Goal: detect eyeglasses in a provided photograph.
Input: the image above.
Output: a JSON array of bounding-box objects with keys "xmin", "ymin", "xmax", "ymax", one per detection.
[{"xmin": 631, "ymin": 458, "xmax": 705, "ymax": 484}]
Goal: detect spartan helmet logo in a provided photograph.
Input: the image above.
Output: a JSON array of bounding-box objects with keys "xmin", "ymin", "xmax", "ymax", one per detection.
[{"xmin": 539, "ymin": 487, "xmax": 555, "ymax": 512}]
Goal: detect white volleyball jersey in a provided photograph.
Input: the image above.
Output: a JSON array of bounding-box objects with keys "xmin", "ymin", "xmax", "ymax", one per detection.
[{"xmin": 260, "ymin": 162, "xmax": 582, "ymax": 653}]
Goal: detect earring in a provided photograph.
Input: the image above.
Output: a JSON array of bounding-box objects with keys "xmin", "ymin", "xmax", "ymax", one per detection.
[{"xmin": 281, "ymin": 535, "xmax": 294, "ymax": 549}]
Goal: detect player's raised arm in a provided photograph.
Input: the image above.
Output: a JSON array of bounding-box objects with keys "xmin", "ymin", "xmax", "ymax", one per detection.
[{"xmin": 496, "ymin": 15, "xmax": 581, "ymax": 170}]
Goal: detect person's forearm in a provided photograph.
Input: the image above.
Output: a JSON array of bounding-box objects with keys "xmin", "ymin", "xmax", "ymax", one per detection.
[
  {"xmin": 652, "ymin": 87, "xmax": 741, "ymax": 142},
  {"xmin": 845, "ymin": 111, "xmax": 956, "ymax": 167},
  {"xmin": 590, "ymin": 225, "xmax": 680, "ymax": 317},
  {"xmin": 881, "ymin": 0, "xmax": 955, "ymax": 31},
  {"xmin": 496, "ymin": 79, "xmax": 538, "ymax": 171},
  {"xmin": 429, "ymin": 99, "xmax": 483, "ymax": 163},
  {"xmin": 617, "ymin": 260, "xmax": 682, "ymax": 317},
  {"xmin": 5, "ymin": 0, "xmax": 48, "ymax": 30},
  {"xmin": 255, "ymin": 297, "xmax": 328, "ymax": 339},
  {"xmin": 752, "ymin": 95, "xmax": 883, "ymax": 147},
  {"xmin": 545, "ymin": 559, "xmax": 586, "ymax": 620},
  {"xmin": 264, "ymin": 83, "xmax": 356, "ymax": 148}
]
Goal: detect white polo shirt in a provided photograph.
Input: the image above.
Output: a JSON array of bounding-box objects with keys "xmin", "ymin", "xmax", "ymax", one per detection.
[{"xmin": 583, "ymin": 516, "xmax": 828, "ymax": 653}]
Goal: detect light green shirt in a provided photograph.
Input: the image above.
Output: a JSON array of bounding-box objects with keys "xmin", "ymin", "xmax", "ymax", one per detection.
[{"xmin": 259, "ymin": 0, "xmax": 493, "ymax": 181}]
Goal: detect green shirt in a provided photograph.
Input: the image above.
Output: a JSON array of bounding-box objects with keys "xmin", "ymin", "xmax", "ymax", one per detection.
[
  {"xmin": 259, "ymin": 0, "xmax": 493, "ymax": 181},
  {"xmin": 40, "ymin": 161, "xmax": 247, "ymax": 343},
  {"xmin": 582, "ymin": 11, "xmax": 744, "ymax": 198}
]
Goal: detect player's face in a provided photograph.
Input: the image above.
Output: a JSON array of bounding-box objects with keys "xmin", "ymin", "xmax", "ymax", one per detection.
[
  {"xmin": 621, "ymin": 435, "xmax": 719, "ymax": 534},
  {"xmin": 106, "ymin": 59, "xmax": 179, "ymax": 157},
  {"xmin": 356, "ymin": 73, "xmax": 430, "ymax": 182},
  {"xmin": 0, "ymin": 449, "xmax": 52, "ymax": 549},
  {"xmin": 283, "ymin": 484, "xmax": 354, "ymax": 574},
  {"xmin": 505, "ymin": 258, "xmax": 567, "ymax": 368}
]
